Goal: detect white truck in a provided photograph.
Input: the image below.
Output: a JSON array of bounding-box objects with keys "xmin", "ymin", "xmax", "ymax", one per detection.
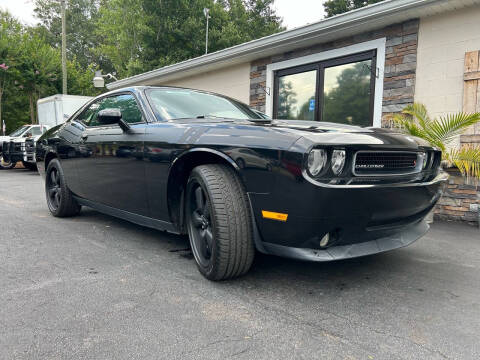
[
  {"xmin": 37, "ymin": 94, "xmax": 93, "ymax": 129},
  {"xmin": 0, "ymin": 94, "xmax": 92, "ymax": 170}
]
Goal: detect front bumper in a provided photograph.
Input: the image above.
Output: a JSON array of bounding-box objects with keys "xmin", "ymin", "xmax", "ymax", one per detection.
[
  {"xmin": 262, "ymin": 219, "xmax": 428, "ymax": 261},
  {"xmin": 249, "ymin": 171, "xmax": 448, "ymax": 261}
]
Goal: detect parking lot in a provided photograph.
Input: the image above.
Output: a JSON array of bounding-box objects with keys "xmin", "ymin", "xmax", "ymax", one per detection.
[{"xmin": 0, "ymin": 168, "xmax": 479, "ymax": 359}]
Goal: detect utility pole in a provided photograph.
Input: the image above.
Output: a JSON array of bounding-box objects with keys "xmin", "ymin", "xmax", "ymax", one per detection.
[
  {"xmin": 204, "ymin": 8, "xmax": 210, "ymax": 54},
  {"xmin": 61, "ymin": 0, "xmax": 67, "ymax": 94}
]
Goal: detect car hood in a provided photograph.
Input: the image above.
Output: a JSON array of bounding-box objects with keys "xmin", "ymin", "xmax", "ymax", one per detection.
[
  {"xmin": 261, "ymin": 120, "xmax": 432, "ymax": 149},
  {"xmin": 0, "ymin": 136, "xmax": 11, "ymax": 143}
]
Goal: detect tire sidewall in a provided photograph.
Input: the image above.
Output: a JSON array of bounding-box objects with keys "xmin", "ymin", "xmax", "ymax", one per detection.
[
  {"xmin": 186, "ymin": 169, "xmax": 218, "ymax": 279},
  {"xmin": 45, "ymin": 159, "xmax": 66, "ymax": 216}
]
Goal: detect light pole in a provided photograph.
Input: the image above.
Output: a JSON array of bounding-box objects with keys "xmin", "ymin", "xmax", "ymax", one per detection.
[
  {"xmin": 61, "ymin": 0, "xmax": 67, "ymax": 94},
  {"xmin": 203, "ymin": 8, "xmax": 210, "ymax": 54}
]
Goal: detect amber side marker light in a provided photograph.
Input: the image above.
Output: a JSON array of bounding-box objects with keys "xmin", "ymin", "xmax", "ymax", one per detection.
[{"xmin": 262, "ymin": 210, "xmax": 288, "ymax": 222}]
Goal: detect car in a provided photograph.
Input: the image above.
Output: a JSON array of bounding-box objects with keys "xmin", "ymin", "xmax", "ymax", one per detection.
[
  {"xmin": 1, "ymin": 124, "xmax": 49, "ymax": 170},
  {"xmin": 36, "ymin": 86, "xmax": 448, "ymax": 281}
]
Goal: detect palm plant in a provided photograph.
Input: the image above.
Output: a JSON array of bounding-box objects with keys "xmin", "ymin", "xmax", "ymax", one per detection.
[{"xmin": 393, "ymin": 103, "xmax": 480, "ymax": 179}]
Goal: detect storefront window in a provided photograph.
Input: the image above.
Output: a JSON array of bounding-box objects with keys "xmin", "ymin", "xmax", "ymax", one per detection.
[
  {"xmin": 273, "ymin": 51, "xmax": 376, "ymax": 126},
  {"xmin": 277, "ymin": 70, "xmax": 317, "ymax": 121}
]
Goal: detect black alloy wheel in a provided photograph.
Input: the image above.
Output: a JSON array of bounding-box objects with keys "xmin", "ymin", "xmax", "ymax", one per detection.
[
  {"xmin": 45, "ymin": 159, "xmax": 81, "ymax": 217},
  {"xmin": 186, "ymin": 164, "xmax": 255, "ymax": 280},
  {"xmin": 46, "ymin": 167, "xmax": 62, "ymax": 211},
  {"xmin": 188, "ymin": 184, "xmax": 214, "ymax": 268}
]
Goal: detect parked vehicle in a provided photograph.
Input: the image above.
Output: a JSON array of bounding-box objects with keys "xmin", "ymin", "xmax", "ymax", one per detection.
[
  {"xmin": 37, "ymin": 94, "xmax": 93, "ymax": 128},
  {"xmin": 36, "ymin": 86, "xmax": 448, "ymax": 280},
  {"xmin": 1, "ymin": 125, "xmax": 49, "ymax": 170}
]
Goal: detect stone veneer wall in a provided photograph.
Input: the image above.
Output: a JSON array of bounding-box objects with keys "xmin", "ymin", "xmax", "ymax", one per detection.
[
  {"xmin": 249, "ymin": 19, "xmax": 420, "ymax": 127},
  {"xmin": 435, "ymin": 169, "xmax": 480, "ymax": 226}
]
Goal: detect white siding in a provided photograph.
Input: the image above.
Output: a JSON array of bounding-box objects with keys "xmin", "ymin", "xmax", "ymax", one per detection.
[
  {"xmin": 160, "ymin": 63, "xmax": 251, "ymax": 104},
  {"xmin": 415, "ymin": 6, "xmax": 480, "ymax": 118}
]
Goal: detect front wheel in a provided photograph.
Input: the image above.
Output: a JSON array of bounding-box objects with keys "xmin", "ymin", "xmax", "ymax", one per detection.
[
  {"xmin": 0, "ymin": 156, "xmax": 16, "ymax": 169},
  {"xmin": 45, "ymin": 159, "xmax": 81, "ymax": 217},
  {"xmin": 186, "ymin": 164, "xmax": 255, "ymax": 281}
]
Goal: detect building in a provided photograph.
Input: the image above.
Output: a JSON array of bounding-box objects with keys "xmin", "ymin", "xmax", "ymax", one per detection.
[{"xmin": 108, "ymin": 0, "xmax": 480, "ymax": 224}]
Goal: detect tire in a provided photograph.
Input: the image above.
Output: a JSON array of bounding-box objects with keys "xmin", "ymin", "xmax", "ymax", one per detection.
[
  {"xmin": 0, "ymin": 156, "xmax": 16, "ymax": 169},
  {"xmin": 45, "ymin": 159, "xmax": 81, "ymax": 217},
  {"xmin": 22, "ymin": 161, "xmax": 37, "ymax": 171},
  {"xmin": 185, "ymin": 164, "xmax": 255, "ymax": 280}
]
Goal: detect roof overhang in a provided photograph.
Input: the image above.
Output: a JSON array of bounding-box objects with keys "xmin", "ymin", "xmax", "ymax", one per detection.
[{"xmin": 107, "ymin": 0, "xmax": 479, "ymax": 90}]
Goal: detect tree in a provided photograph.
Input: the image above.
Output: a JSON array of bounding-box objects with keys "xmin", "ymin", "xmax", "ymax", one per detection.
[
  {"xmin": 0, "ymin": 11, "xmax": 22, "ymax": 132},
  {"xmin": 95, "ymin": 0, "xmax": 284, "ymax": 77},
  {"xmin": 13, "ymin": 33, "xmax": 61, "ymax": 123},
  {"xmin": 33, "ymin": 0, "xmax": 103, "ymax": 69},
  {"xmin": 323, "ymin": 0, "xmax": 385, "ymax": 17}
]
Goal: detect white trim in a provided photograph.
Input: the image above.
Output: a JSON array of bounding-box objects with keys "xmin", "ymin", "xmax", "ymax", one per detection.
[{"xmin": 265, "ymin": 38, "xmax": 385, "ymax": 127}]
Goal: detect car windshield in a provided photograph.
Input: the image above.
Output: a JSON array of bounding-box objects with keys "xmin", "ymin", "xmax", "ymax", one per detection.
[
  {"xmin": 146, "ymin": 88, "xmax": 265, "ymax": 121},
  {"xmin": 9, "ymin": 126, "xmax": 29, "ymax": 137}
]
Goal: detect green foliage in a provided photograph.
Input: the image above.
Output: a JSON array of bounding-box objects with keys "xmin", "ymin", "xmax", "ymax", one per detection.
[
  {"xmin": 33, "ymin": 0, "xmax": 103, "ymax": 69},
  {"xmin": 451, "ymin": 146, "xmax": 480, "ymax": 180},
  {"xmin": 1, "ymin": 0, "xmax": 284, "ymax": 133},
  {"xmin": 95, "ymin": 0, "xmax": 284, "ymax": 77},
  {"xmin": 394, "ymin": 103, "xmax": 480, "ymax": 179},
  {"xmin": 0, "ymin": 10, "xmax": 99, "ymax": 133},
  {"xmin": 323, "ymin": 0, "xmax": 385, "ymax": 17}
]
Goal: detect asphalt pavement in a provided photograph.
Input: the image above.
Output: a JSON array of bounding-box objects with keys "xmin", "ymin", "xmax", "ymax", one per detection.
[{"xmin": 1, "ymin": 168, "xmax": 479, "ymax": 359}]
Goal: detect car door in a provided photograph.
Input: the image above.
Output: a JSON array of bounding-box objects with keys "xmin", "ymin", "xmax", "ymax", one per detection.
[{"xmin": 76, "ymin": 93, "xmax": 149, "ymax": 216}]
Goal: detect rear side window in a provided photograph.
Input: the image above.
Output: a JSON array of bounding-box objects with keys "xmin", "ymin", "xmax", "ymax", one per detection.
[{"xmin": 76, "ymin": 94, "xmax": 144, "ymax": 127}]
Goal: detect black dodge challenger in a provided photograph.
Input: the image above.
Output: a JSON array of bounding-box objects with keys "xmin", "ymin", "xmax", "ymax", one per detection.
[{"xmin": 36, "ymin": 86, "xmax": 448, "ymax": 280}]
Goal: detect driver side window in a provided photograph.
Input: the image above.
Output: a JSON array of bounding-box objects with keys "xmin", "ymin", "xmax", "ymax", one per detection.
[{"xmin": 76, "ymin": 94, "xmax": 144, "ymax": 127}]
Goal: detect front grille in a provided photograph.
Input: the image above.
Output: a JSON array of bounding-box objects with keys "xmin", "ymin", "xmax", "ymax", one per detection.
[
  {"xmin": 25, "ymin": 139, "xmax": 35, "ymax": 154},
  {"xmin": 354, "ymin": 151, "xmax": 419, "ymax": 176}
]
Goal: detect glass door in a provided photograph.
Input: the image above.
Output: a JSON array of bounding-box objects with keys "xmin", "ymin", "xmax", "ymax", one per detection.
[{"xmin": 273, "ymin": 50, "xmax": 376, "ymax": 126}]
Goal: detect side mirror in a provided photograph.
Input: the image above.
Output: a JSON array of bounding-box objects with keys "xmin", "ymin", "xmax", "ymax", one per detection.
[
  {"xmin": 97, "ymin": 108, "xmax": 130, "ymax": 132},
  {"xmin": 24, "ymin": 132, "xmax": 32, "ymax": 138},
  {"xmin": 97, "ymin": 108, "xmax": 122, "ymax": 125}
]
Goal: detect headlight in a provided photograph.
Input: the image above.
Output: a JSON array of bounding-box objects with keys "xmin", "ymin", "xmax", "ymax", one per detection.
[
  {"xmin": 331, "ymin": 149, "xmax": 346, "ymax": 175},
  {"xmin": 307, "ymin": 149, "xmax": 327, "ymax": 176}
]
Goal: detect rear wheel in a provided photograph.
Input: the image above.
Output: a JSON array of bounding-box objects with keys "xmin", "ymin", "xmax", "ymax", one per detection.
[
  {"xmin": 186, "ymin": 164, "xmax": 255, "ymax": 280},
  {"xmin": 45, "ymin": 159, "xmax": 81, "ymax": 217}
]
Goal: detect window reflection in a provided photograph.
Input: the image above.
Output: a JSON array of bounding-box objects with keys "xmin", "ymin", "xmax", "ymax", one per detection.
[
  {"xmin": 322, "ymin": 60, "xmax": 372, "ymax": 127},
  {"xmin": 277, "ymin": 70, "xmax": 316, "ymax": 121}
]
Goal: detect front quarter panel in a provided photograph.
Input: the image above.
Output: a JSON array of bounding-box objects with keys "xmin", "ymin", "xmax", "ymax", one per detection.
[{"xmin": 36, "ymin": 121, "xmax": 85, "ymax": 195}]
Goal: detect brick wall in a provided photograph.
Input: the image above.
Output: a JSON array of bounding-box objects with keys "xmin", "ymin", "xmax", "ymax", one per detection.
[
  {"xmin": 249, "ymin": 19, "xmax": 420, "ymax": 127},
  {"xmin": 435, "ymin": 170, "xmax": 480, "ymax": 226}
]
